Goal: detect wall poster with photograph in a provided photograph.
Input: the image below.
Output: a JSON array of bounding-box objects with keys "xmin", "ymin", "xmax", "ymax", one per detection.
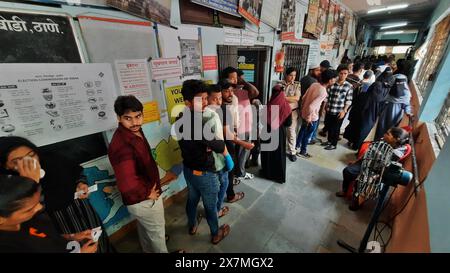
[
  {"xmin": 295, "ymin": 0, "xmax": 309, "ymax": 40},
  {"xmin": 304, "ymin": 0, "xmax": 319, "ymax": 36},
  {"xmin": 179, "ymin": 39, "xmax": 203, "ymax": 76},
  {"xmin": 106, "ymin": 0, "xmax": 171, "ymax": 25},
  {"xmin": 326, "ymin": 0, "xmax": 335, "ymax": 34},
  {"xmin": 333, "ymin": 4, "xmax": 344, "ymax": 49},
  {"xmin": 280, "ymin": 0, "xmax": 296, "ymax": 41},
  {"xmin": 316, "ymin": 0, "xmax": 329, "ymax": 36},
  {"xmin": 238, "ymin": 0, "xmax": 263, "ymax": 26}
]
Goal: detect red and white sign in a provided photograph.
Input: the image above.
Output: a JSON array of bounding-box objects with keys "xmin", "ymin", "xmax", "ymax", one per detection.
[
  {"xmin": 150, "ymin": 57, "xmax": 183, "ymax": 80},
  {"xmin": 115, "ymin": 59, "xmax": 153, "ymax": 102},
  {"xmin": 202, "ymin": 56, "xmax": 218, "ymax": 71}
]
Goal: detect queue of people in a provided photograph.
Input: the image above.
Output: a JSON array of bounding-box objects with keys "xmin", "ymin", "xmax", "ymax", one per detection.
[{"xmin": 0, "ymin": 54, "xmax": 414, "ymax": 252}]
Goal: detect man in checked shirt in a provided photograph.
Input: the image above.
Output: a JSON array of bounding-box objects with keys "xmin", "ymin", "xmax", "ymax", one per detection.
[{"xmin": 321, "ymin": 64, "xmax": 353, "ymax": 150}]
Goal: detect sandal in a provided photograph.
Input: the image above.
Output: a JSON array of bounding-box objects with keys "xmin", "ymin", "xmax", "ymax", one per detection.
[
  {"xmin": 218, "ymin": 206, "xmax": 230, "ymax": 218},
  {"xmin": 188, "ymin": 225, "xmax": 198, "ymax": 235},
  {"xmin": 211, "ymin": 224, "xmax": 230, "ymax": 244},
  {"xmin": 226, "ymin": 192, "xmax": 245, "ymax": 203}
]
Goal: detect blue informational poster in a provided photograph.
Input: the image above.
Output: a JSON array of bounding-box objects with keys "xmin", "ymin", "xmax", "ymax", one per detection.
[
  {"xmin": 191, "ymin": 0, "xmax": 240, "ymax": 17},
  {"xmin": 242, "ymin": 70, "xmax": 255, "ymax": 82}
]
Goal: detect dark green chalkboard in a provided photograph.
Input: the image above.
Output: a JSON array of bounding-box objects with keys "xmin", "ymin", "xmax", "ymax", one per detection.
[{"xmin": 0, "ymin": 9, "xmax": 82, "ymax": 63}]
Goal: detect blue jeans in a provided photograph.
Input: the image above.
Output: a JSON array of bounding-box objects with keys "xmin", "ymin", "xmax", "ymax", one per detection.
[
  {"xmin": 217, "ymin": 170, "xmax": 229, "ymax": 212},
  {"xmin": 296, "ymin": 120, "xmax": 319, "ymax": 154},
  {"xmin": 308, "ymin": 120, "xmax": 319, "ymax": 143},
  {"xmin": 183, "ymin": 166, "xmax": 220, "ymax": 236}
]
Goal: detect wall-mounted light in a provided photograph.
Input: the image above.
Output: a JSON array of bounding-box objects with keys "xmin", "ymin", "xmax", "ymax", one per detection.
[
  {"xmin": 383, "ymin": 30, "xmax": 405, "ymax": 35},
  {"xmin": 368, "ymin": 4, "xmax": 409, "ymax": 14},
  {"xmin": 380, "ymin": 22, "xmax": 408, "ymax": 30}
]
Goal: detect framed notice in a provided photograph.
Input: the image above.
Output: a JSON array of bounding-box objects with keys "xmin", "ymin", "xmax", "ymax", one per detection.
[
  {"xmin": 238, "ymin": 0, "xmax": 262, "ymax": 26},
  {"xmin": 0, "ymin": 63, "xmax": 117, "ymax": 146},
  {"xmin": 107, "ymin": 0, "xmax": 171, "ymax": 26},
  {"xmin": 190, "ymin": 0, "xmax": 240, "ymax": 17}
]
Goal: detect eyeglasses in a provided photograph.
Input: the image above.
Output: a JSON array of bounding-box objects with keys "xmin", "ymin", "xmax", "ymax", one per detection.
[{"xmin": 10, "ymin": 150, "xmax": 37, "ymax": 166}]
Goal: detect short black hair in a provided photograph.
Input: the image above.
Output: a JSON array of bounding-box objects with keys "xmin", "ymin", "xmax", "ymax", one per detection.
[
  {"xmin": 237, "ymin": 69, "xmax": 244, "ymax": 77},
  {"xmin": 353, "ymin": 62, "xmax": 364, "ymax": 72},
  {"xmin": 221, "ymin": 67, "xmax": 238, "ymax": 80},
  {"xmin": 320, "ymin": 69, "xmax": 338, "ymax": 84},
  {"xmin": 0, "ymin": 136, "xmax": 38, "ymax": 168},
  {"xmin": 218, "ymin": 79, "xmax": 232, "ymax": 90},
  {"xmin": 337, "ymin": 64, "xmax": 349, "ymax": 73},
  {"xmin": 320, "ymin": 60, "xmax": 331, "ymax": 69},
  {"xmin": 114, "ymin": 95, "xmax": 143, "ymax": 116},
  {"xmin": 181, "ymin": 79, "xmax": 208, "ymax": 102},
  {"xmin": 364, "ymin": 61, "xmax": 373, "ymax": 70},
  {"xmin": 0, "ymin": 175, "xmax": 40, "ymax": 218},
  {"xmin": 285, "ymin": 67, "xmax": 297, "ymax": 76},
  {"xmin": 389, "ymin": 127, "xmax": 409, "ymax": 147},
  {"xmin": 207, "ymin": 84, "xmax": 222, "ymax": 96}
]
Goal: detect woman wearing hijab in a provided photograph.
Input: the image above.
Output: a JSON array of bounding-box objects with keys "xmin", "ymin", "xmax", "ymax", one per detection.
[
  {"xmin": 0, "ymin": 136, "xmax": 114, "ymax": 252},
  {"xmin": 354, "ymin": 70, "xmax": 394, "ymax": 149},
  {"xmin": 375, "ymin": 69, "xmax": 413, "ymax": 140},
  {"xmin": 260, "ymin": 84, "xmax": 292, "ymax": 183}
]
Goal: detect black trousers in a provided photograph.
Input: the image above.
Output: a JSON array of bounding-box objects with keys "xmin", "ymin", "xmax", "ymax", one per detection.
[
  {"xmin": 325, "ymin": 113, "xmax": 344, "ymax": 146},
  {"xmin": 342, "ymin": 162, "xmax": 362, "ymax": 192}
]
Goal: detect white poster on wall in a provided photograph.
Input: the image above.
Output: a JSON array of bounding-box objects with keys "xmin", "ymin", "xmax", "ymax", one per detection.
[
  {"xmin": 150, "ymin": 57, "xmax": 183, "ymax": 81},
  {"xmin": 224, "ymin": 26, "xmax": 242, "ymax": 45},
  {"xmin": 307, "ymin": 39, "xmax": 320, "ymax": 70},
  {"xmin": 115, "ymin": 59, "xmax": 153, "ymax": 102},
  {"xmin": 241, "ymin": 30, "xmax": 257, "ymax": 46},
  {"xmin": 179, "ymin": 39, "xmax": 203, "ymax": 76},
  {"xmin": 260, "ymin": 0, "xmax": 282, "ymax": 28},
  {"xmin": 0, "ymin": 63, "xmax": 117, "ymax": 146}
]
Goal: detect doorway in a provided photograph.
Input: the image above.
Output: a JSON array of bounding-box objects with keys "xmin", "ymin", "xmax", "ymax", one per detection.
[{"xmin": 217, "ymin": 45, "xmax": 272, "ymax": 103}]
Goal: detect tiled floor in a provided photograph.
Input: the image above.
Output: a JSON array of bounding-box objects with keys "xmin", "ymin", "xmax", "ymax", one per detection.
[{"xmin": 114, "ymin": 135, "xmax": 374, "ymax": 253}]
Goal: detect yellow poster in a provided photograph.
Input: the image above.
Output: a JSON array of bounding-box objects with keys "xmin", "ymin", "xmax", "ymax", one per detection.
[
  {"xmin": 165, "ymin": 85, "xmax": 184, "ymax": 124},
  {"xmin": 143, "ymin": 101, "xmax": 160, "ymax": 124},
  {"xmin": 164, "ymin": 80, "xmax": 214, "ymax": 123},
  {"xmin": 238, "ymin": 63, "xmax": 255, "ymax": 70}
]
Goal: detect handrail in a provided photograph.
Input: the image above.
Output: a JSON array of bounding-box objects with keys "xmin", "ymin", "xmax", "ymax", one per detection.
[{"xmin": 408, "ymin": 116, "xmax": 421, "ymax": 194}]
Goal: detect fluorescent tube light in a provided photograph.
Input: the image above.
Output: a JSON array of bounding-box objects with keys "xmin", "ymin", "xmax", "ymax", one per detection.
[
  {"xmin": 380, "ymin": 22, "xmax": 408, "ymax": 30},
  {"xmin": 383, "ymin": 30, "xmax": 405, "ymax": 34},
  {"xmin": 368, "ymin": 4, "xmax": 409, "ymax": 14}
]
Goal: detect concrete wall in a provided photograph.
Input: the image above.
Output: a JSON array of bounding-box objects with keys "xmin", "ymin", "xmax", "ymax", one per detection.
[
  {"xmin": 425, "ymin": 136, "xmax": 450, "ymax": 252},
  {"xmin": 378, "ymin": 32, "xmax": 417, "ymax": 44}
]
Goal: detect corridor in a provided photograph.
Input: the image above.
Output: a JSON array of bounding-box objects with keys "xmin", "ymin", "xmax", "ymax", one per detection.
[{"xmin": 114, "ymin": 135, "xmax": 374, "ymax": 253}]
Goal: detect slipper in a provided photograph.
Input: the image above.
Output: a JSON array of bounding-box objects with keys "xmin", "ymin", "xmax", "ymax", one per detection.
[
  {"xmin": 218, "ymin": 206, "xmax": 230, "ymax": 218},
  {"xmin": 335, "ymin": 191, "xmax": 346, "ymax": 197},
  {"xmin": 211, "ymin": 224, "xmax": 230, "ymax": 244},
  {"xmin": 226, "ymin": 192, "xmax": 244, "ymax": 203},
  {"xmin": 188, "ymin": 225, "xmax": 198, "ymax": 235},
  {"xmin": 233, "ymin": 178, "xmax": 241, "ymax": 186}
]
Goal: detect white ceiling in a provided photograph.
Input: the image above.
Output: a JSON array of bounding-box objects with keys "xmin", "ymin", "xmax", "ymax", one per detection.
[{"xmin": 341, "ymin": 0, "xmax": 439, "ymax": 30}]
